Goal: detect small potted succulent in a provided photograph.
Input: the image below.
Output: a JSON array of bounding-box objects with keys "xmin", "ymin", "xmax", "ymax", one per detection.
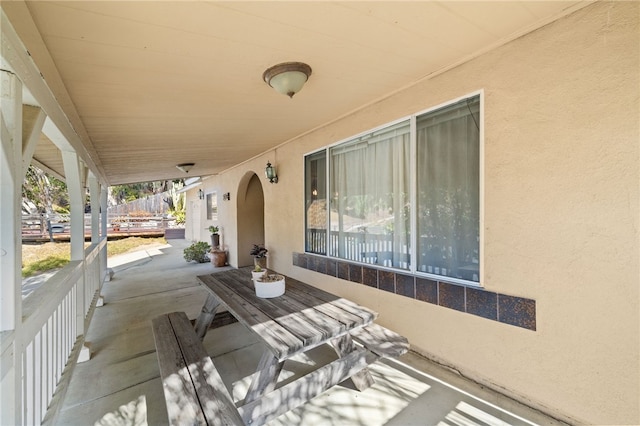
[
  {"xmin": 250, "ymin": 244, "xmax": 268, "ymax": 269},
  {"xmin": 251, "ymin": 264, "xmax": 267, "ymax": 282}
]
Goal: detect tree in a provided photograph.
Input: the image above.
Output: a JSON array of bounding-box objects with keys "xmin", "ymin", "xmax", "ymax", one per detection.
[
  {"xmin": 164, "ymin": 180, "xmax": 186, "ymax": 224},
  {"xmin": 109, "ymin": 180, "xmax": 180, "ymax": 205},
  {"xmin": 22, "ymin": 165, "xmax": 69, "ymax": 215}
]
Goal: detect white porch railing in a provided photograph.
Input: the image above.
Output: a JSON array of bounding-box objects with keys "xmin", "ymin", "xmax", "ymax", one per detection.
[{"xmin": 19, "ymin": 238, "xmax": 107, "ymax": 425}]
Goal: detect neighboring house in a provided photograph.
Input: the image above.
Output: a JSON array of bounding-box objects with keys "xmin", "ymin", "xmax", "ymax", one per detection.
[{"xmin": 187, "ymin": 4, "xmax": 639, "ymax": 425}]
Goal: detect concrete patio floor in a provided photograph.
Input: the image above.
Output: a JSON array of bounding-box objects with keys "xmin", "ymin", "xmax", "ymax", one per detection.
[{"xmin": 53, "ymin": 240, "xmax": 566, "ymax": 426}]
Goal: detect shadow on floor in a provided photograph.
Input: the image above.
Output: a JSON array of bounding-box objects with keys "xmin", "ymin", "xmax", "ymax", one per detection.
[{"xmin": 54, "ymin": 239, "xmax": 563, "ymax": 426}]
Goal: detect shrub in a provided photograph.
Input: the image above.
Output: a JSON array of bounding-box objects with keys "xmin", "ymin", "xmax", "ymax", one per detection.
[
  {"xmin": 183, "ymin": 241, "xmax": 211, "ymax": 263},
  {"xmin": 173, "ymin": 210, "xmax": 186, "ymax": 225}
]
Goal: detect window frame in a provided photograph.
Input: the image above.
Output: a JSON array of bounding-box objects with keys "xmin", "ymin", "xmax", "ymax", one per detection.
[
  {"xmin": 303, "ymin": 90, "xmax": 484, "ymax": 287},
  {"xmin": 206, "ymin": 192, "xmax": 218, "ymax": 221}
]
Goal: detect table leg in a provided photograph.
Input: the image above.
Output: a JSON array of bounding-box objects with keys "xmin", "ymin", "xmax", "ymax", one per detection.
[
  {"xmin": 244, "ymin": 351, "xmax": 284, "ymax": 404},
  {"xmin": 331, "ymin": 334, "xmax": 375, "ymax": 391},
  {"xmin": 193, "ymin": 294, "xmax": 221, "ymax": 340}
]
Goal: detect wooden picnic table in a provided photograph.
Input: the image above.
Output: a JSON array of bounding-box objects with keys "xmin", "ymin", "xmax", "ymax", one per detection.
[{"xmin": 190, "ymin": 267, "xmax": 406, "ymax": 425}]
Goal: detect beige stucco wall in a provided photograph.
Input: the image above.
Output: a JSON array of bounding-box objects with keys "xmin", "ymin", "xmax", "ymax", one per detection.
[{"xmin": 190, "ymin": 2, "xmax": 639, "ymax": 424}]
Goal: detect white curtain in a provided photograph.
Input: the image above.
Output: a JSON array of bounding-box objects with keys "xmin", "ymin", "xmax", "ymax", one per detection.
[
  {"xmin": 416, "ymin": 98, "xmax": 480, "ymax": 281},
  {"xmin": 330, "ymin": 122, "xmax": 411, "ymax": 268}
]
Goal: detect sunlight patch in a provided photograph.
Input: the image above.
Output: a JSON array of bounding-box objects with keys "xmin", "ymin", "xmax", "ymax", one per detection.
[
  {"xmin": 95, "ymin": 395, "xmax": 147, "ymax": 426},
  {"xmin": 269, "ymin": 361, "xmax": 430, "ymax": 425}
]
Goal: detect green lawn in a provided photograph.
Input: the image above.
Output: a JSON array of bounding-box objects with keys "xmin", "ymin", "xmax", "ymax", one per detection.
[{"xmin": 22, "ymin": 237, "xmax": 167, "ymax": 278}]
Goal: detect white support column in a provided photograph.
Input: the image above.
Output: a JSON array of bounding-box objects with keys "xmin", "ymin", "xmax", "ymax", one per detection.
[
  {"xmin": 100, "ymin": 185, "xmax": 111, "ymax": 282},
  {"xmin": 0, "ymin": 70, "xmax": 22, "ymax": 330},
  {"xmin": 88, "ymin": 174, "xmax": 106, "ymax": 306},
  {"xmin": 0, "ymin": 68, "xmax": 23, "ymax": 426},
  {"xmin": 62, "ymin": 151, "xmax": 85, "ymax": 261},
  {"xmin": 101, "ymin": 185, "xmax": 108, "ymax": 238},
  {"xmin": 61, "ymin": 151, "xmax": 86, "ymax": 338},
  {"xmin": 89, "ymin": 173, "xmax": 100, "ymax": 245}
]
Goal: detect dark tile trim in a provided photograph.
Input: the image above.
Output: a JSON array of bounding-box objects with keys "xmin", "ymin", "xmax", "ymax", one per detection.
[
  {"xmin": 439, "ymin": 282, "xmax": 465, "ymax": 312},
  {"xmin": 416, "ymin": 277, "xmax": 437, "ymax": 304},
  {"xmin": 378, "ymin": 270, "xmax": 395, "ymax": 293},
  {"xmin": 293, "ymin": 252, "xmax": 536, "ymax": 331},
  {"xmin": 362, "ymin": 267, "xmax": 378, "ymax": 288},
  {"xmin": 467, "ymin": 287, "xmax": 498, "ymax": 321},
  {"xmin": 498, "ymin": 295, "xmax": 536, "ymax": 331},
  {"xmin": 348, "ymin": 264, "xmax": 363, "ymax": 284},
  {"xmin": 396, "ymin": 274, "xmax": 415, "ymax": 299}
]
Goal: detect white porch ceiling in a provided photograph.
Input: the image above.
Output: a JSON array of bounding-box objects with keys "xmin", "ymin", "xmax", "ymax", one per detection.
[{"xmin": 3, "ymin": 1, "xmax": 588, "ymax": 185}]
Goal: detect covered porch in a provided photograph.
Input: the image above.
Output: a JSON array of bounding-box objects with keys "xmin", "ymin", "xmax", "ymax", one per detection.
[
  {"xmin": 2, "ymin": 1, "xmax": 638, "ymax": 425},
  {"xmin": 52, "ymin": 239, "xmax": 556, "ymax": 425}
]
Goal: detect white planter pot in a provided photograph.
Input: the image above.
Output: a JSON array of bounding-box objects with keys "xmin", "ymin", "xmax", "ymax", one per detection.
[
  {"xmin": 251, "ymin": 270, "xmax": 267, "ymax": 282},
  {"xmin": 255, "ymin": 274, "xmax": 285, "ymax": 298}
]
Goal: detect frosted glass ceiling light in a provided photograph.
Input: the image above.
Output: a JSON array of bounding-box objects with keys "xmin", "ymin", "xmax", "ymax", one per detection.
[{"xmin": 263, "ymin": 62, "xmax": 312, "ymax": 98}]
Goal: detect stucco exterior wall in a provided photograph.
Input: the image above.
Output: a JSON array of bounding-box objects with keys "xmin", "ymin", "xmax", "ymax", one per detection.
[{"xmin": 191, "ymin": 3, "xmax": 639, "ymax": 424}]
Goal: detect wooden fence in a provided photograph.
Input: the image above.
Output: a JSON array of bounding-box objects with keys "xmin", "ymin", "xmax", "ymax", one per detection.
[{"xmin": 21, "ymin": 214, "xmax": 173, "ymax": 240}]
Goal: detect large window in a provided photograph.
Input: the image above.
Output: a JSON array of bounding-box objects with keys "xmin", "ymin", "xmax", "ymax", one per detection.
[{"xmin": 304, "ymin": 94, "xmax": 480, "ymax": 284}]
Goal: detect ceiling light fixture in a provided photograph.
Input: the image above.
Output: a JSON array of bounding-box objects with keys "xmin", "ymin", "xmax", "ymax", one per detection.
[
  {"xmin": 176, "ymin": 163, "xmax": 195, "ymax": 173},
  {"xmin": 263, "ymin": 62, "xmax": 312, "ymax": 98}
]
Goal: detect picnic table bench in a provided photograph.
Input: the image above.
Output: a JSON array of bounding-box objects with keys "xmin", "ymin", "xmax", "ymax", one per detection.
[
  {"xmin": 152, "ymin": 312, "xmax": 243, "ymax": 425},
  {"xmin": 152, "ymin": 268, "xmax": 409, "ymax": 425}
]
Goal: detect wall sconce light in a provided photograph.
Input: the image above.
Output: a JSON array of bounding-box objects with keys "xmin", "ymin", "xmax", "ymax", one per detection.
[
  {"xmin": 176, "ymin": 163, "xmax": 195, "ymax": 173},
  {"xmin": 198, "ymin": 189, "xmax": 204, "ymax": 200},
  {"xmin": 265, "ymin": 161, "xmax": 278, "ymax": 184},
  {"xmin": 223, "ymin": 192, "xmax": 231, "ymax": 201},
  {"xmin": 263, "ymin": 62, "xmax": 312, "ymax": 98}
]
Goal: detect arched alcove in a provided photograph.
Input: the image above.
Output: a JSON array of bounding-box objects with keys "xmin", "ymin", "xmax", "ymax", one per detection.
[{"xmin": 236, "ymin": 172, "xmax": 265, "ymax": 267}]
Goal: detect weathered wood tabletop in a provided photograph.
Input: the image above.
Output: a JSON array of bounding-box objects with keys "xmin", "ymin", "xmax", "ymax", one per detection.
[
  {"xmin": 196, "ymin": 268, "xmax": 378, "ymax": 358},
  {"xmin": 194, "ymin": 267, "xmax": 382, "ymax": 425}
]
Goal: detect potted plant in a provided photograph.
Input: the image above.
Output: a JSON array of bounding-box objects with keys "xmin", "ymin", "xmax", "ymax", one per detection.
[
  {"xmin": 254, "ymin": 273, "xmax": 285, "ymax": 298},
  {"xmin": 208, "ymin": 225, "xmax": 220, "ymax": 249},
  {"xmin": 210, "ymin": 249, "xmax": 226, "ymax": 267},
  {"xmin": 250, "ymin": 244, "xmax": 268, "ymax": 269},
  {"xmin": 207, "ymin": 226, "xmax": 226, "ymax": 266},
  {"xmin": 251, "ymin": 264, "xmax": 267, "ymax": 282}
]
